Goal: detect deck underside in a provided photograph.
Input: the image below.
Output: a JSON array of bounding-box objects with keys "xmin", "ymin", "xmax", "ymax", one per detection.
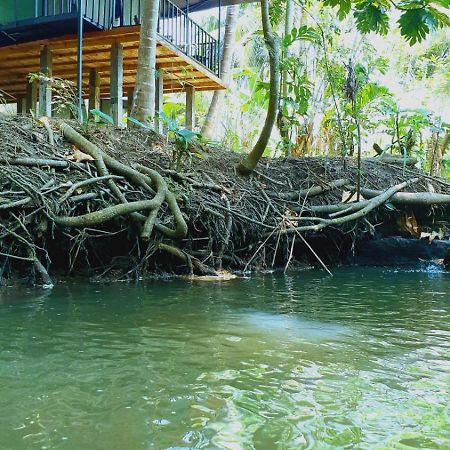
[{"xmin": 0, "ymin": 26, "xmax": 226, "ymax": 100}]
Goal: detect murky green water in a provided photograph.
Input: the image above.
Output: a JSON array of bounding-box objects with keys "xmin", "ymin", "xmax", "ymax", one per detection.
[{"xmin": 0, "ymin": 268, "xmax": 449, "ymax": 450}]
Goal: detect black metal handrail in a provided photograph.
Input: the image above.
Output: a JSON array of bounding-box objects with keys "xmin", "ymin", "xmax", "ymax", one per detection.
[
  {"xmin": 116, "ymin": 0, "xmax": 220, "ymax": 76},
  {"xmin": 1, "ymin": 1, "xmax": 113, "ymax": 29},
  {"xmin": 1, "ymin": 0, "xmax": 220, "ymax": 76}
]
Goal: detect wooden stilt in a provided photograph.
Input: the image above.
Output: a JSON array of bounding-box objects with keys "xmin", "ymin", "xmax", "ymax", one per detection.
[
  {"xmin": 26, "ymin": 79, "xmax": 38, "ymax": 115},
  {"xmin": 154, "ymin": 72, "xmax": 164, "ymax": 133},
  {"xmin": 127, "ymin": 86, "xmax": 134, "ymax": 126},
  {"xmin": 100, "ymin": 98, "xmax": 111, "ymax": 116},
  {"xmin": 38, "ymin": 45, "xmax": 53, "ymax": 117},
  {"xmin": 16, "ymin": 96, "xmax": 25, "ymax": 115},
  {"xmin": 88, "ymin": 68, "xmax": 101, "ymax": 115},
  {"xmin": 185, "ymin": 85, "xmax": 195, "ymax": 130},
  {"xmin": 110, "ymin": 42, "xmax": 123, "ymax": 127}
]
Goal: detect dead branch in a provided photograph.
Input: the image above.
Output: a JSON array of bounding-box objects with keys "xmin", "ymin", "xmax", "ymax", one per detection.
[
  {"xmin": 278, "ymin": 178, "xmax": 349, "ymax": 201},
  {"xmin": 360, "ymin": 188, "xmax": 450, "ymax": 205}
]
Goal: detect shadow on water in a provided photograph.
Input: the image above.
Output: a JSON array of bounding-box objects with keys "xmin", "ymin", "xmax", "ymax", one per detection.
[{"xmin": 0, "ymin": 267, "xmax": 449, "ymax": 449}]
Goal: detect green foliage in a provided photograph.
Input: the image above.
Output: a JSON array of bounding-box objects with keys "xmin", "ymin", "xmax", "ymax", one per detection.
[
  {"xmin": 159, "ymin": 111, "xmax": 203, "ymax": 169},
  {"xmin": 234, "ymin": 68, "xmax": 269, "ymax": 111},
  {"xmin": 398, "ymin": 7, "xmax": 449, "ymax": 45},
  {"xmin": 354, "ymin": 1, "xmax": 389, "ymax": 35},
  {"xmin": 322, "ymin": 0, "xmax": 449, "ymax": 44},
  {"xmin": 90, "ymin": 109, "xmax": 114, "ymax": 125},
  {"xmin": 268, "ymin": 0, "xmax": 286, "ymax": 26},
  {"xmin": 127, "ymin": 116, "xmax": 152, "ymax": 130},
  {"xmin": 282, "ymin": 25, "xmax": 320, "ymax": 47},
  {"xmin": 323, "ymin": 0, "xmax": 352, "ymax": 20},
  {"xmin": 29, "ymin": 73, "xmax": 81, "ymax": 119}
]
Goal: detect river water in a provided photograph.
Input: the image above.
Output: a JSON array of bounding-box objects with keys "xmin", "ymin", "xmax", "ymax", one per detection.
[{"xmin": 0, "ymin": 267, "xmax": 449, "ymax": 450}]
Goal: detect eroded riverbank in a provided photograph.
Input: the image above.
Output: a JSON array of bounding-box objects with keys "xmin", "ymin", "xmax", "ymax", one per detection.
[{"xmin": 1, "ymin": 115, "xmax": 449, "ymax": 285}]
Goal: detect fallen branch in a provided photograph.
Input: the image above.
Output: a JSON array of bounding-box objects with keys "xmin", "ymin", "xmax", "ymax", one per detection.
[
  {"xmin": 360, "ymin": 188, "xmax": 450, "ymax": 205},
  {"xmin": 0, "ymin": 157, "xmax": 69, "ymax": 168},
  {"xmin": 58, "ymin": 175, "xmax": 123, "ymax": 204},
  {"xmin": 370, "ymin": 155, "xmax": 417, "ymax": 166}
]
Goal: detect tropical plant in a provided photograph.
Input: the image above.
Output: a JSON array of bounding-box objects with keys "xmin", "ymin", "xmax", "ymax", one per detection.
[
  {"xmin": 234, "ymin": 0, "xmax": 449, "ymax": 172},
  {"xmin": 159, "ymin": 111, "xmax": 203, "ymax": 168},
  {"xmin": 237, "ymin": 0, "xmax": 281, "ymax": 174}
]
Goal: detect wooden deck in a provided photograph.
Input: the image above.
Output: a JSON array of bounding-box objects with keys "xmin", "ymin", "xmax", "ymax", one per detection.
[{"xmin": 0, "ymin": 25, "xmax": 226, "ymax": 100}]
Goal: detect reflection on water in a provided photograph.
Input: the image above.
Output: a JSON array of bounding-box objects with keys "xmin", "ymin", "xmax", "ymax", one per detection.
[{"xmin": 0, "ymin": 268, "xmax": 449, "ymax": 449}]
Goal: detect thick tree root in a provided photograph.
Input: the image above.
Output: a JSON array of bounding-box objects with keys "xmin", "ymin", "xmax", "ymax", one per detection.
[
  {"xmin": 275, "ymin": 178, "xmax": 420, "ymax": 236},
  {"xmin": 58, "ymin": 124, "xmax": 187, "ymax": 239},
  {"xmin": 1, "ymin": 115, "xmax": 449, "ymax": 284}
]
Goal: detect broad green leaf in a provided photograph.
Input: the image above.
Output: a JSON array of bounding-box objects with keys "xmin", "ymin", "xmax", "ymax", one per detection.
[
  {"xmin": 177, "ymin": 128, "xmax": 201, "ymax": 141},
  {"xmin": 354, "ymin": 2, "xmax": 390, "ymax": 35},
  {"xmin": 397, "ymin": 8, "xmax": 441, "ymax": 45},
  {"xmin": 323, "ymin": 0, "xmax": 351, "ymax": 20},
  {"xmin": 159, "ymin": 111, "xmax": 178, "ymax": 132},
  {"xmin": 90, "ymin": 109, "xmax": 114, "ymax": 124},
  {"xmin": 127, "ymin": 116, "xmax": 152, "ymax": 130}
]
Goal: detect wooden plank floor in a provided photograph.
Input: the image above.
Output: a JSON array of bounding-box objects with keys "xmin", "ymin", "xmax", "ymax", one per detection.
[{"xmin": 0, "ymin": 25, "xmax": 226, "ymax": 100}]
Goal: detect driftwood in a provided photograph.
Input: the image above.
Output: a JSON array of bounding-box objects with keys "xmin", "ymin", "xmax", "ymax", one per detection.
[{"xmin": 0, "ymin": 157, "xmax": 69, "ymax": 168}]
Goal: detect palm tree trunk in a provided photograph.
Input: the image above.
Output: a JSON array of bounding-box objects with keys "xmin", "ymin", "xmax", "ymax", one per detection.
[
  {"xmin": 237, "ymin": 0, "xmax": 281, "ymax": 174},
  {"xmin": 201, "ymin": 6, "xmax": 239, "ymax": 139},
  {"xmin": 131, "ymin": 0, "xmax": 160, "ymax": 123}
]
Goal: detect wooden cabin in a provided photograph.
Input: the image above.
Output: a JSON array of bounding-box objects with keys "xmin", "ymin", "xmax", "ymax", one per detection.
[{"xmin": 0, "ymin": 0, "xmax": 245, "ymax": 127}]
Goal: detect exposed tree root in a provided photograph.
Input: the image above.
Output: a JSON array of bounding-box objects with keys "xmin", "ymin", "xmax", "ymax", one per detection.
[
  {"xmin": 277, "ymin": 179, "xmax": 419, "ymax": 235},
  {"xmin": 0, "ymin": 115, "xmax": 449, "ymax": 285}
]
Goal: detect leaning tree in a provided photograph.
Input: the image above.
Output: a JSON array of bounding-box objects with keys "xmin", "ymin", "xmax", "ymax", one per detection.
[{"xmin": 237, "ymin": 0, "xmax": 450, "ymax": 174}]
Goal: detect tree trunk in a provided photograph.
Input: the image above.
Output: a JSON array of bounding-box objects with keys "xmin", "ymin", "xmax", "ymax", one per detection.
[
  {"xmin": 237, "ymin": 0, "xmax": 281, "ymax": 174},
  {"xmin": 131, "ymin": 0, "xmax": 160, "ymax": 123},
  {"xmin": 201, "ymin": 6, "xmax": 239, "ymax": 139},
  {"xmin": 431, "ymin": 131, "xmax": 449, "ymax": 178}
]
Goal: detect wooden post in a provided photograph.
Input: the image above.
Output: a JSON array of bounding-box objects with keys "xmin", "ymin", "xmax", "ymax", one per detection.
[
  {"xmin": 26, "ymin": 79, "xmax": 38, "ymax": 115},
  {"xmin": 127, "ymin": 86, "xmax": 134, "ymax": 126},
  {"xmin": 16, "ymin": 96, "xmax": 26, "ymax": 115},
  {"xmin": 110, "ymin": 42, "xmax": 123, "ymax": 127},
  {"xmin": 100, "ymin": 98, "xmax": 111, "ymax": 116},
  {"xmin": 154, "ymin": 72, "xmax": 164, "ymax": 133},
  {"xmin": 88, "ymin": 68, "xmax": 101, "ymax": 115},
  {"xmin": 185, "ymin": 85, "xmax": 195, "ymax": 130},
  {"xmin": 38, "ymin": 45, "xmax": 53, "ymax": 117}
]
